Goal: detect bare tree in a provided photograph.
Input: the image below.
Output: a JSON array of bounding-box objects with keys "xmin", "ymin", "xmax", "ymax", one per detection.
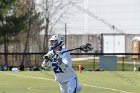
[
  {"xmin": 15, "ymin": 0, "xmax": 43, "ymax": 66},
  {"xmin": 36, "ymin": 0, "xmax": 71, "ymax": 52}
]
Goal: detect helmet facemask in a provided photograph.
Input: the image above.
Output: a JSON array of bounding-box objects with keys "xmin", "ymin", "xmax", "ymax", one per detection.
[
  {"xmin": 49, "ymin": 35, "xmax": 64, "ymax": 50},
  {"xmin": 50, "ymin": 40, "xmax": 58, "ymax": 47}
]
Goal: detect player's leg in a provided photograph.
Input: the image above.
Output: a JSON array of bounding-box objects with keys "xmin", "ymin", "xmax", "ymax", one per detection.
[
  {"xmin": 76, "ymin": 84, "xmax": 82, "ymax": 93},
  {"xmin": 67, "ymin": 77, "xmax": 82, "ymax": 93},
  {"xmin": 59, "ymin": 82, "xmax": 68, "ymax": 93}
]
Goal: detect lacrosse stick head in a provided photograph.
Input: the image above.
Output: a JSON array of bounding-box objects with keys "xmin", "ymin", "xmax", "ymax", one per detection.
[
  {"xmin": 41, "ymin": 60, "xmax": 51, "ymax": 70},
  {"xmin": 80, "ymin": 43, "xmax": 93, "ymax": 53}
]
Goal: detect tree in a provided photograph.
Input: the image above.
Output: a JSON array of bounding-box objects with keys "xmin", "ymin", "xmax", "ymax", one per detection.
[
  {"xmin": 13, "ymin": 0, "xmax": 44, "ymax": 66},
  {"xmin": 0, "ymin": 0, "xmax": 34, "ymax": 65},
  {"xmin": 9, "ymin": 0, "xmax": 44, "ymax": 53},
  {"xmin": 36, "ymin": 0, "xmax": 71, "ymax": 52},
  {"xmin": 0, "ymin": 0, "xmax": 26, "ymax": 65}
]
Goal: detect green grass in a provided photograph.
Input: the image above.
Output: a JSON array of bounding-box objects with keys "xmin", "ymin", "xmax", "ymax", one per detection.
[{"xmin": 0, "ymin": 71, "xmax": 140, "ymax": 93}]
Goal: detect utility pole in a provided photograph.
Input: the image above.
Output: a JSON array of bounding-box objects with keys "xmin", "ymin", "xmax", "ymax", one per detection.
[{"xmin": 65, "ymin": 23, "xmax": 67, "ymax": 48}]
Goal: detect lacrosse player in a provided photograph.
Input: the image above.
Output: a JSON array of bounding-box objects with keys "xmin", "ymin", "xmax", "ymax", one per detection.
[{"xmin": 41, "ymin": 34, "xmax": 82, "ymax": 93}]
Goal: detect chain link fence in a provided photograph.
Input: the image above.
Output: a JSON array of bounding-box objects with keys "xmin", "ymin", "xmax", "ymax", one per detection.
[{"xmin": 0, "ymin": 53, "xmax": 140, "ymax": 71}]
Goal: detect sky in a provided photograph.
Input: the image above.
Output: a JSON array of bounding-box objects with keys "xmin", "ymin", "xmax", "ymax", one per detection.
[{"xmin": 37, "ymin": 0, "xmax": 140, "ymax": 35}]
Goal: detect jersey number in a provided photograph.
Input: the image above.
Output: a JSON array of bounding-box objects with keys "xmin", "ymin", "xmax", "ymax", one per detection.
[{"xmin": 52, "ymin": 63, "xmax": 64, "ymax": 74}]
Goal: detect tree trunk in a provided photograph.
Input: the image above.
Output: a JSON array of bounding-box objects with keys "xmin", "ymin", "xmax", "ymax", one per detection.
[
  {"xmin": 4, "ymin": 33, "xmax": 8, "ymax": 66},
  {"xmin": 21, "ymin": 29, "xmax": 30, "ymax": 65},
  {"xmin": 43, "ymin": 18, "xmax": 49, "ymax": 52}
]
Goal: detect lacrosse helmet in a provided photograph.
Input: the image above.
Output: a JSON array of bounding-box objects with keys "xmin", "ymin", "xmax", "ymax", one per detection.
[{"xmin": 49, "ymin": 34, "xmax": 64, "ymax": 50}]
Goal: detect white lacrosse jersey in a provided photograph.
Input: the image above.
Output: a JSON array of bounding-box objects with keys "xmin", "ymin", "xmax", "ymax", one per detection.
[{"xmin": 48, "ymin": 48, "xmax": 76, "ymax": 83}]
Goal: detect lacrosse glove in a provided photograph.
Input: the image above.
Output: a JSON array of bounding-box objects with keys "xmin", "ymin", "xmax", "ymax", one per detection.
[
  {"xmin": 54, "ymin": 51, "xmax": 62, "ymax": 60},
  {"xmin": 42, "ymin": 51, "xmax": 54, "ymax": 69},
  {"xmin": 43, "ymin": 51, "xmax": 55, "ymax": 61}
]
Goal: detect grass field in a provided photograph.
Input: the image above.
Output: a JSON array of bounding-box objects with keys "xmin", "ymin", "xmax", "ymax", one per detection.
[{"xmin": 0, "ymin": 71, "xmax": 140, "ymax": 93}]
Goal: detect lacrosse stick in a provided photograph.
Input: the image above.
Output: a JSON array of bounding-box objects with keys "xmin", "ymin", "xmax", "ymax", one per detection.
[
  {"xmin": 41, "ymin": 43, "xmax": 93, "ymax": 78},
  {"xmin": 53, "ymin": 43, "xmax": 93, "ymax": 59},
  {"xmin": 42, "ymin": 43, "xmax": 93, "ymax": 69},
  {"xmin": 44, "ymin": 43, "xmax": 93, "ymax": 60},
  {"xmin": 62, "ymin": 43, "xmax": 93, "ymax": 54}
]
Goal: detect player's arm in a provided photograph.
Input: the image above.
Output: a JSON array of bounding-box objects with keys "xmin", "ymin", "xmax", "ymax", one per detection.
[{"xmin": 41, "ymin": 51, "xmax": 54, "ymax": 69}]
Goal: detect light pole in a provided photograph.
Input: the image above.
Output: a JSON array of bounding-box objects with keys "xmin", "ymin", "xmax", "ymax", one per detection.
[{"xmin": 65, "ymin": 23, "xmax": 67, "ymax": 48}]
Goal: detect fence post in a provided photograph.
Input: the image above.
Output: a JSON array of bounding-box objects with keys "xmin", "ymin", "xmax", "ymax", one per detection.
[
  {"xmin": 122, "ymin": 56, "xmax": 124, "ymax": 71},
  {"xmin": 93, "ymin": 55, "xmax": 96, "ymax": 71}
]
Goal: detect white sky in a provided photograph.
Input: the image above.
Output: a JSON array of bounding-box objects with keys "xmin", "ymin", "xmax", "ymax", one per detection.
[{"xmin": 37, "ymin": 0, "xmax": 140, "ymax": 35}]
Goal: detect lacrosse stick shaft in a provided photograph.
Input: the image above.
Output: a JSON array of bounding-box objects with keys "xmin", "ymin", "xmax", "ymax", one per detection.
[
  {"xmin": 48, "ymin": 43, "xmax": 93, "ymax": 59},
  {"xmin": 62, "ymin": 43, "xmax": 93, "ymax": 54},
  {"xmin": 62, "ymin": 47, "xmax": 81, "ymax": 54}
]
